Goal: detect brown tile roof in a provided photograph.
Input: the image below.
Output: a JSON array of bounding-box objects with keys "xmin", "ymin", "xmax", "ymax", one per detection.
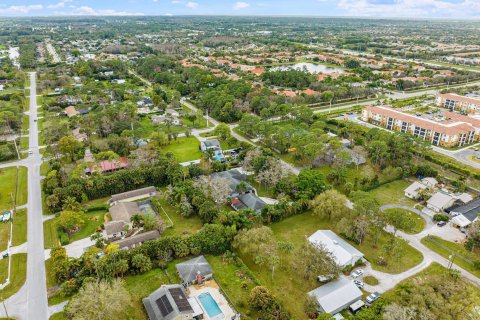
[
  {"xmin": 438, "ymin": 93, "xmax": 480, "ymax": 106},
  {"xmin": 365, "ymin": 106, "xmax": 476, "ymax": 136}
]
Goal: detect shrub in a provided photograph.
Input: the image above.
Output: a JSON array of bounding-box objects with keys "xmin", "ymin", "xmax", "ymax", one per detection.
[{"xmin": 433, "ymin": 213, "xmax": 449, "ymax": 222}]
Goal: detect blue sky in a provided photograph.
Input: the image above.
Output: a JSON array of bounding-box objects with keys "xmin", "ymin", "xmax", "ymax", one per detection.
[{"xmin": 0, "ymin": 0, "xmax": 479, "ymax": 18}]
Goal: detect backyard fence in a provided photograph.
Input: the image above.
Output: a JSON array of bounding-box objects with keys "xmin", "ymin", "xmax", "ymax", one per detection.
[{"xmin": 425, "ymin": 235, "xmax": 474, "ymax": 266}]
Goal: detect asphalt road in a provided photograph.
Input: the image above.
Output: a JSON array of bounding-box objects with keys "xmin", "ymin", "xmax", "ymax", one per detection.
[{"xmin": 25, "ymin": 72, "xmax": 48, "ymax": 320}]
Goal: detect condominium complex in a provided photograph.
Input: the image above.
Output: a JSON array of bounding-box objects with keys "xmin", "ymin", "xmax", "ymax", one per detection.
[
  {"xmin": 362, "ymin": 106, "xmax": 480, "ymax": 147},
  {"xmin": 436, "ymin": 93, "xmax": 480, "ymax": 114}
]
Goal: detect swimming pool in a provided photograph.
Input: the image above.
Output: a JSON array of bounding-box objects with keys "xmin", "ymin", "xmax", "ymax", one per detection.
[{"xmin": 197, "ymin": 292, "xmax": 224, "ymax": 319}]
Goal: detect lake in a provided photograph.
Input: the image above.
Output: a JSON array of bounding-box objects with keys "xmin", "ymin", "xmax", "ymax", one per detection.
[{"xmin": 271, "ymin": 62, "xmax": 345, "ymax": 74}]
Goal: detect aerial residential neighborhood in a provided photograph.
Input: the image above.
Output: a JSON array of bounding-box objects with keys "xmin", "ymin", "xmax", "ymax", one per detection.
[{"xmin": 0, "ymin": 3, "xmax": 480, "ymax": 320}]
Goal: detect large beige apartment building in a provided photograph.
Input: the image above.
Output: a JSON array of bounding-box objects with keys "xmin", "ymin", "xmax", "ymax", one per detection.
[
  {"xmin": 436, "ymin": 93, "xmax": 480, "ymax": 114},
  {"xmin": 362, "ymin": 106, "xmax": 480, "ymax": 147}
]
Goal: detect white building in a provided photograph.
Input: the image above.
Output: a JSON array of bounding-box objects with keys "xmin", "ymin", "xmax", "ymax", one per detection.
[
  {"xmin": 308, "ymin": 278, "xmax": 363, "ymax": 315},
  {"xmin": 404, "ymin": 181, "xmax": 428, "ymax": 199},
  {"xmin": 427, "ymin": 191, "xmax": 456, "ymax": 213},
  {"xmin": 308, "ymin": 230, "xmax": 364, "ymax": 268}
]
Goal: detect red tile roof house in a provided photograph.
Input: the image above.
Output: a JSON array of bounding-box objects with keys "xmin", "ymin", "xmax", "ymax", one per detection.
[
  {"xmin": 362, "ymin": 106, "xmax": 479, "ymax": 147},
  {"xmin": 87, "ymin": 157, "xmax": 129, "ymax": 175}
]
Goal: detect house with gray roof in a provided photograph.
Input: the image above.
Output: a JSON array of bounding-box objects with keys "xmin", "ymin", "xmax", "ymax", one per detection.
[
  {"xmin": 210, "ymin": 169, "xmax": 255, "ymax": 196},
  {"xmin": 176, "ymin": 256, "xmax": 213, "ymax": 286},
  {"xmin": 449, "ymin": 197, "xmax": 480, "ymax": 228},
  {"xmin": 231, "ymin": 193, "xmax": 266, "ymax": 213},
  {"xmin": 112, "ymin": 230, "xmax": 160, "ymax": 249},
  {"xmin": 109, "ymin": 186, "xmax": 158, "ymax": 204},
  {"xmin": 143, "ymin": 284, "xmax": 203, "ymax": 320},
  {"xmin": 308, "ymin": 278, "xmax": 362, "ymax": 315},
  {"xmin": 308, "ymin": 230, "xmax": 363, "ymax": 268},
  {"xmin": 200, "ymin": 139, "xmax": 220, "ymax": 152}
]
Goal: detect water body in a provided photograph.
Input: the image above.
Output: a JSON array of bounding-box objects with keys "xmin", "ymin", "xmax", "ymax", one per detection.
[{"xmin": 271, "ymin": 62, "xmax": 345, "ymax": 74}]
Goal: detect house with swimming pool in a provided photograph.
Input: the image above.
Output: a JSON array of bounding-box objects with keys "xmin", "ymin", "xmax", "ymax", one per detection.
[{"xmin": 143, "ymin": 256, "xmax": 239, "ymax": 320}]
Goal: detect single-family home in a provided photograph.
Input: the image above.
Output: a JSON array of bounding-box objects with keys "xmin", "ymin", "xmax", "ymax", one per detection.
[
  {"xmin": 230, "ymin": 193, "xmax": 267, "ymax": 213},
  {"xmin": 427, "ymin": 191, "xmax": 456, "ymax": 213},
  {"xmin": 404, "ymin": 181, "xmax": 428, "ymax": 199},
  {"xmin": 109, "ymin": 186, "xmax": 158, "ymax": 205},
  {"xmin": 98, "ymin": 157, "xmax": 129, "ymax": 173},
  {"xmin": 308, "ymin": 278, "xmax": 363, "ymax": 315},
  {"xmin": 308, "ymin": 230, "xmax": 364, "ymax": 268},
  {"xmin": 200, "ymin": 139, "xmax": 221, "ymax": 152},
  {"xmin": 112, "ymin": 230, "xmax": 160, "ymax": 249},
  {"xmin": 64, "ymin": 106, "xmax": 79, "ymax": 118},
  {"xmin": 143, "ymin": 284, "xmax": 203, "ymax": 320},
  {"xmin": 176, "ymin": 255, "xmax": 213, "ymax": 286},
  {"xmin": 449, "ymin": 197, "xmax": 480, "ymax": 228},
  {"xmin": 421, "ymin": 177, "xmax": 438, "ymax": 189}
]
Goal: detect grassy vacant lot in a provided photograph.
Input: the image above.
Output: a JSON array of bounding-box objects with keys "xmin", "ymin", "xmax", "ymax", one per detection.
[
  {"xmin": 421, "ymin": 235, "xmax": 480, "ymax": 278},
  {"xmin": 0, "ymin": 166, "xmax": 27, "ymax": 211},
  {"xmin": 44, "ymin": 208, "xmax": 107, "ymax": 248},
  {"xmin": 12, "ymin": 208, "xmax": 27, "ymax": 246},
  {"xmin": 383, "ymin": 208, "xmax": 425, "ymax": 234},
  {"xmin": 49, "ymin": 312, "xmax": 65, "ymax": 320},
  {"xmin": 369, "ymin": 179, "xmax": 416, "ymax": 206},
  {"xmin": 206, "ymin": 255, "xmax": 259, "ymax": 319},
  {"xmin": 160, "ymin": 136, "xmax": 202, "ymax": 162},
  {"xmin": 271, "ymin": 212, "xmax": 423, "ymax": 274},
  {"xmin": 156, "ymin": 196, "xmax": 203, "ymax": 238},
  {"xmin": 0, "ymin": 253, "xmax": 27, "ymax": 298}
]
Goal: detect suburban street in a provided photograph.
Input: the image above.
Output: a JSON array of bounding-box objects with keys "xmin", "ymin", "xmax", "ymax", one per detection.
[{"xmin": 0, "ymin": 73, "xmax": 48, "ymax": 320}]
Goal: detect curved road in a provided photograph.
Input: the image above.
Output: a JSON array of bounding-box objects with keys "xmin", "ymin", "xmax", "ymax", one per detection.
[{"xmin": 361, "ymin": 204, "xmax": 480, "ymax": 293}]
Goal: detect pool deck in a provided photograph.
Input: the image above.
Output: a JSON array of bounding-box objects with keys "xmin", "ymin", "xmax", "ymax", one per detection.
[{"xmin": 187, "ymin": 280, "xmax": 236, "ymax": 320}]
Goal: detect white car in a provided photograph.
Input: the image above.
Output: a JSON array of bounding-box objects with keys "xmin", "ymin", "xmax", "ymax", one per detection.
[
  {"xmin": 351, "ymin": 269, "xmax": 364, "ymax": 278},
  {"xmin": 28, "ymin": 150, "xmax": 33, "ymax": 154},
  {"xmin": 366, "ymin": 292, "xmax": 381, "ymax": 304},
  {"xmin": 353, "ymin": 280, "xmax": 364, "ymax": 289}
]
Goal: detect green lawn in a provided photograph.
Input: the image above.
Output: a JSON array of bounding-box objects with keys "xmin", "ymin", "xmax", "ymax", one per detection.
[
  {"xmin": 421, "ymin": 235, "xmax": 480, "ymax": 278},
  {"xmin": 44, "ymin": 218, "xmax": 59, "ymax": 249},
  {"xmin": 49, "ymin": 312, "xmax": 66, "ymax": 320},
  {"xmin": 156, "ymin": 196, "xmax": 203, "ymax": 238},
  {"xmin": 22, "ymin": 115, "xmax": 29, "ymax": 132},
  {"xmin": 0, "ymin": 254, "xmax": 27, "ymax": 298},
  {"xmin": 40, "ymin": 162, "xmax": 51, "ymax": 176},
  {"xmin": 383, "ymin": 208, "xmax": 426, "ymax": 234},
  {"xmin": 160, "ymin": 136, "xmax": 203, "ymax": 162},
  {"xmin": 123, "ymin": 263, "xmax": 181, "ymax": 320},
  {"xmin": 16, "ymin": 166, "xmax": 28, "ymax": 206},
  {"xmin": 44, "ymin": 209, "xmax": 107, "ymax": 248},
  {"xmin": 0, "ymin": 166, "xmax": 27, "ymax": 211},
  {"xmin": 0, "ymin": 222, "xmax": 9, "ymax": 252},
  {"xmin": 271, "ymin": 212, "xmax": 423, "ymax": 274},
  {"xmin": 12, "ymin": 209, "xmax": 27, "ymax": 246},
  {"xmin": 369, "ymin": 179, "xmax": 416, "ymax": 206},
  {"xmin": 19, "ymin": 137, "xmax": 28, "ymax": 150},
  {"xmin": 206, "ymin": 255, "xmax": 260, "ymax": 319}
]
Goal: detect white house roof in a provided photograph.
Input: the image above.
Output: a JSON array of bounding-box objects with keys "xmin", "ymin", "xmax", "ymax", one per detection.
[
  {"xmin": 451, "ymin": 215, "xmax": 471, "ymax": 228},
  {"xmin": 421, "ymin": 177, "xmax": 438, "ymax": 187},
  {"xmin": 404, "ymin": 181, "xmax": 427, "ymax": 196},
  {"xmin": 427, "ymin": 192, "xmax": 455, "ymax": 209},
  {"xmin": 308, "ymin": 278, "xmax": 362, "ymax": 314},
  {"xmin": 456, "ymin": 193, "xmax": 473, "ymax": 204},
  {"xmin": 308, "ymin": 230, "xmax": 363, "ymax": 267}
]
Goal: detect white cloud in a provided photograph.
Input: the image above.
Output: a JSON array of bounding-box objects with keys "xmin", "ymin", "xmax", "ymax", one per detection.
[
  {"xmin": 171, "ymin": 0, "xmax": 182, "ymax": 3},
  {"xmin": 47, "ymin": 0, "xmax": 72, "ymax": 10},
  {"xmin": 338, "ymin": 0, "xmax": 480, "ymax": 18},
  {"xmin": 0, "ymin": 5, "xmax": 44, "ymax": 14},
  {"xmin": 59, "ymin": 6, "xmax": 144, "ymax": 16},
  {"xmin": 233, "ymin": 1, "xmax": 250, "ymax": 10},
  {"xmin": 186, "ymin": 1, "xmax": 198, "ymax": 9}
]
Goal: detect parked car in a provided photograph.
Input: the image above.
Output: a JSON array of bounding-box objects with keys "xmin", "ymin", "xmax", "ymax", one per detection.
[
  {"xmin": 28, "ymin": 150, "xmax": 33, "ymax": 154},
  {"xmin": 317, "ymin": 274, "xmax": 335, "ymax": 283},
  {"xmin": 353, "ymin": 280, "xmax": 364, "ymax": 289},
  {"xmin": 2, "ymin": 252, "xmax": 8, "ymax": 259},
  {"xmin": 437, "ymin": 221, "xmax": 447, "ymax": 227},
  {"xmin": 366, "ymin": 292, "xmax": 381, "ymax": 304},
  {"xmin": 351, "ymin": 269, "xmax": 364, "ymax": 278}
]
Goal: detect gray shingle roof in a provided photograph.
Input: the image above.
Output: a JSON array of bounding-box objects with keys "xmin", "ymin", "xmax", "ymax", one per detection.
[
  {"xmin": 450, "ymin": 197, "xmax": 480, "ymax": 222},
  {"xmin": 112, "ymin": 230, "xmax": 160, "ymax": 249},
  {"xmin": 175, "ymin": 256, "xmax": 213, "ymax": 284},
  {"xmin": 109, "ymin": 186, "xmax": 157, "ymax": 203},
  {"xmin": 210, "ymin": 169, "xmax": 254, "ymax": 194},
  {"xmin": 203, "ymin": 139, "xmax": 220, "ymax": 148},
  {"xmin": 142, "ymin": 284, "xmax": 193, "ymax": 320},
  {"xmin": 237, "ymin": 193, "xmax": 266, "ymax": 211},
  {"xmin": 109, "ymin": 202, "xmax": 141, "ymax": 222}
]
